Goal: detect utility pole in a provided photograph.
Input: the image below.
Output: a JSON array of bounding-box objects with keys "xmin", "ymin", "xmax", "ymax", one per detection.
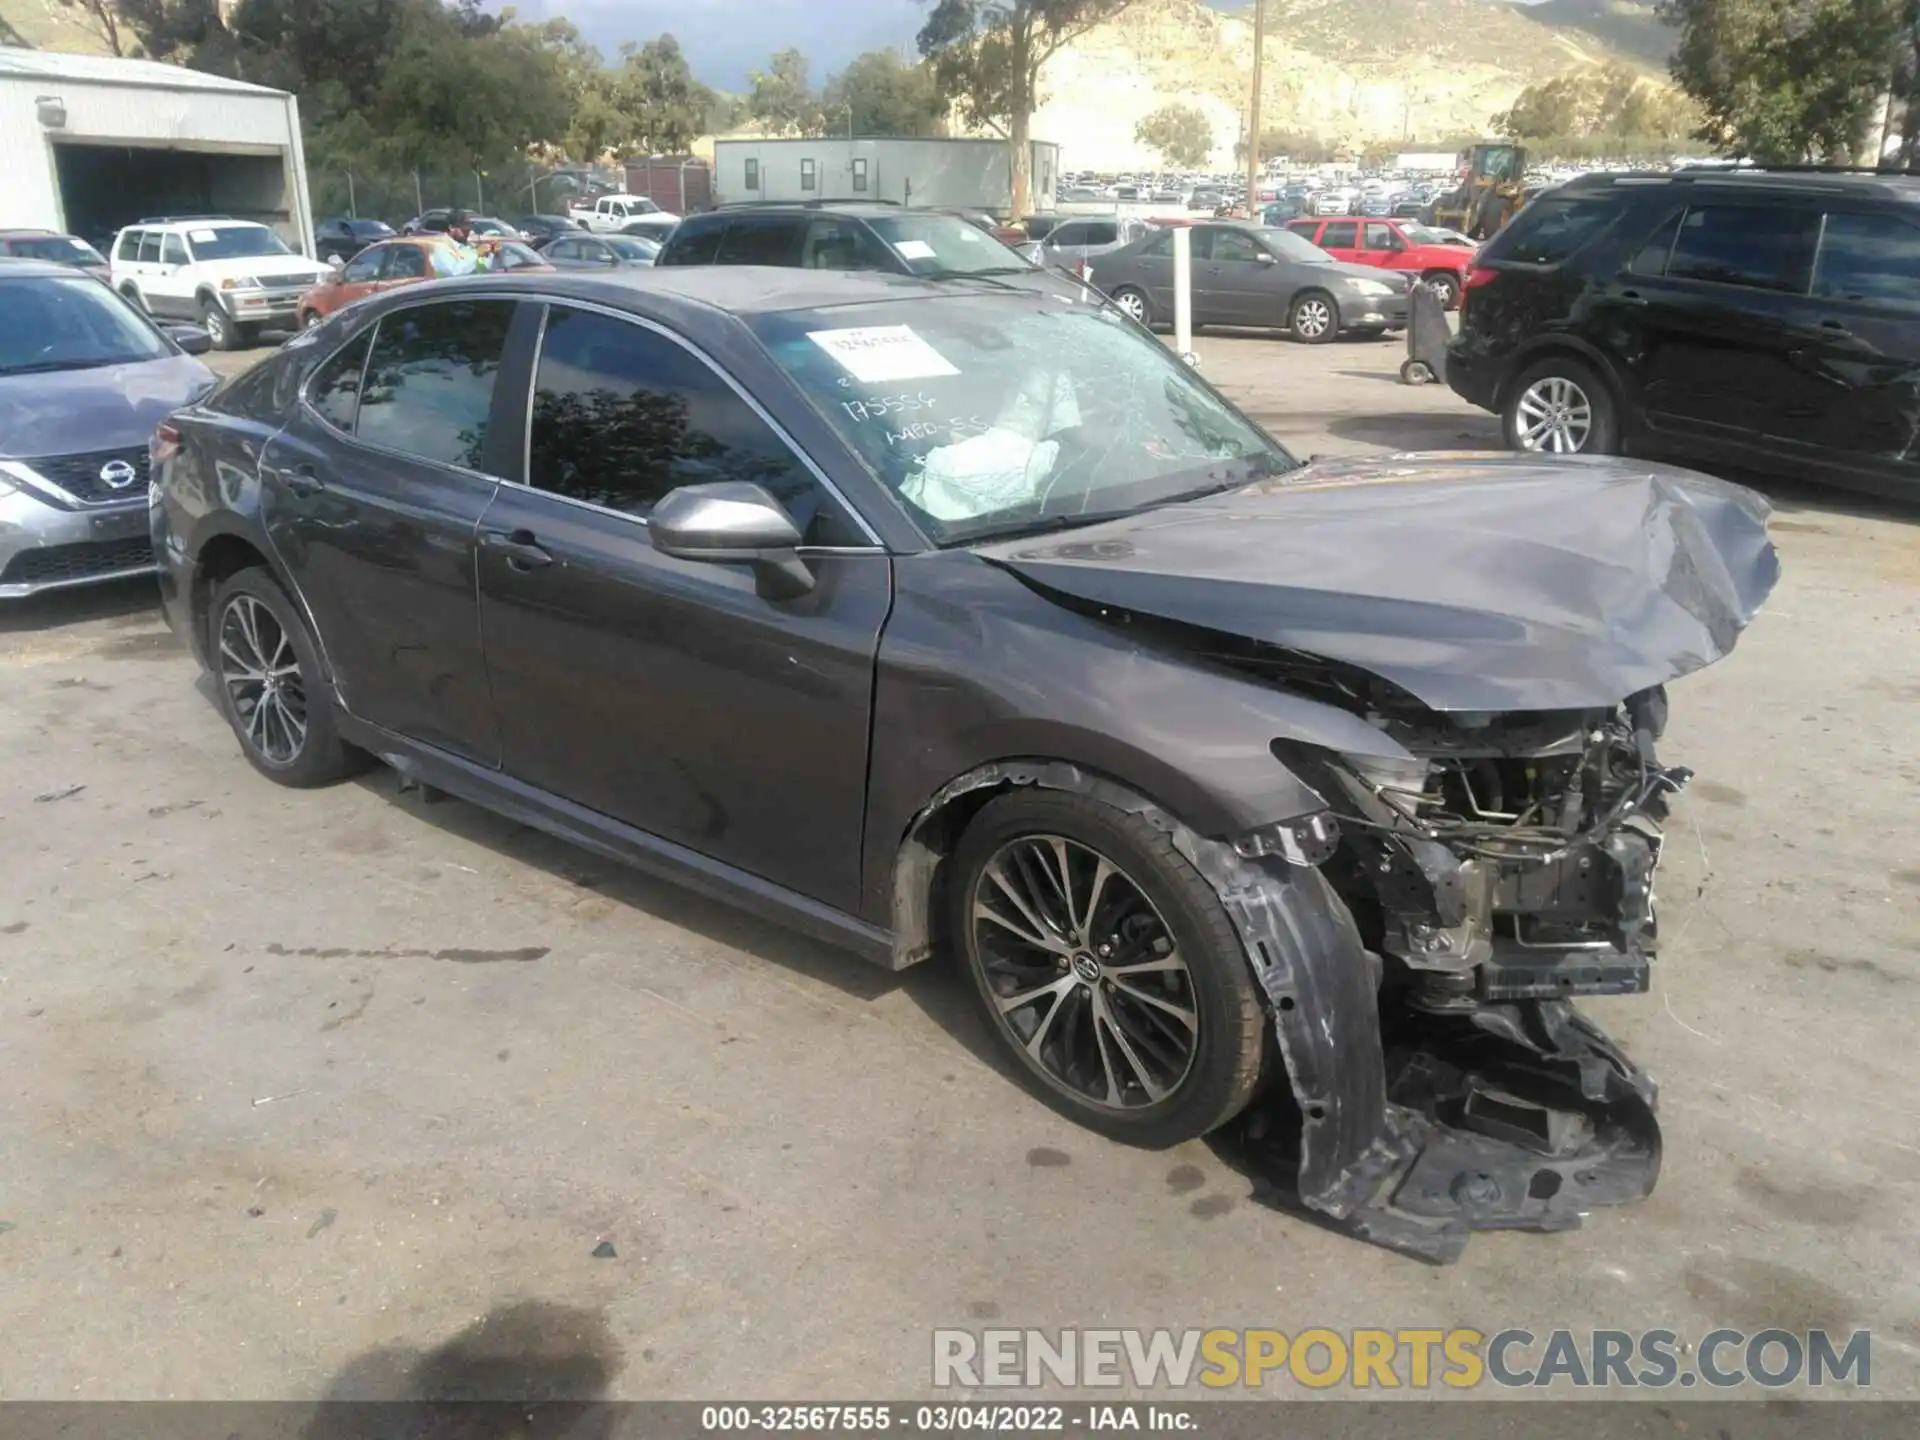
[{"xmin": 1245, "ymin": 0, "xmax": 1264, "ymax": 212}]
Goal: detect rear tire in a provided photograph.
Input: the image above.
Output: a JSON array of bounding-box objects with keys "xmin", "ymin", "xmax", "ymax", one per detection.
[
  {"xmin": 1110, "ymin": 285, "xmax": 1152, "ymax": 326},
  {"xmin": 209, "ymin": 568, "xmax": 362, "ymax": 788},
  {"xmin": 1288, "ymin": 289, "xmax": 1337, "ymax": 344},
  {"xmin": 1421, "ymin": 270, "xmax": 1460, "ymax": 309},
  {"xmin": 119, "ymin": 284, "xmax": 147, "ymax": 313},
  {"xmin": 948, "ymin": 789, "xmax": 1266, "ymax": 1149},
  {"xmin": 1501, "ymin": 354, "xmax": 1620, "ymax": 456}
]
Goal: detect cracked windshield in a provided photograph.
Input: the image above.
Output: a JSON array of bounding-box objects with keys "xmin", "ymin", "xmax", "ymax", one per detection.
[{"xmin": 755, "ymin": 300, "xmax": 1292, "ymax": 543}]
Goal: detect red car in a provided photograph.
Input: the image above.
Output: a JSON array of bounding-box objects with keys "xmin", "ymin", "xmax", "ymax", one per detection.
[
  {"xmin": 1285, "ymin": 216, "xmax": 1475, "ymax": 309},
  {"xmin": 296, "ymin": 234, "xmax": 553, "ymax": 328}
]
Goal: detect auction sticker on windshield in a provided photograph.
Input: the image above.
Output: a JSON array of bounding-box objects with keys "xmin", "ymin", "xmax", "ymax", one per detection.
[
  {"xmin": 189, "ymin": 229, "xmax": 219, "ymax": 244},
  {"xmin": 892, "ymin": 239, "xmax": 937, "ymax": 260},
  {"xmin": 808, "ymin": 326, "xmax": 960, "ymax": 384}
]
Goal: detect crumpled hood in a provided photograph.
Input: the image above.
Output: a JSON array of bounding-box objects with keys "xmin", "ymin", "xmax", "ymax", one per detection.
[
  {"xmin": 977, "ymin": 453, "xmax": 1780, "ymax": 712},
  {"xmin": 0, "ymin": 354, "xmax": 216, "ymax": 459}
]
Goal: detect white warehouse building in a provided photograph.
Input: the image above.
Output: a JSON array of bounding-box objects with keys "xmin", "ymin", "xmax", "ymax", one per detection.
[{"xmin": 0, "ymin": 46, "xmax": 315, "ymax": 255}]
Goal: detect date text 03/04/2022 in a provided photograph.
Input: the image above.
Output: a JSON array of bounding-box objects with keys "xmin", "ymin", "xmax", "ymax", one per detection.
[{"xmin": 699, "ymin": 1405, "xmax": 1195, "ymax": 1432}]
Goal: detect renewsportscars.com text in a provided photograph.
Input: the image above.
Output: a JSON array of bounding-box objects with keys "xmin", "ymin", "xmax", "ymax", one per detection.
[{"xmin": 932, "ymin": 1327, "xmax": 1873, "ymax": 1391}]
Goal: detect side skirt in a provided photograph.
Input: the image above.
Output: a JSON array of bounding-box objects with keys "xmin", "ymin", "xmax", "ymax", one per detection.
[{"xmin": 335, "ymin": 715, "xmax": 898, "ymax": 969}]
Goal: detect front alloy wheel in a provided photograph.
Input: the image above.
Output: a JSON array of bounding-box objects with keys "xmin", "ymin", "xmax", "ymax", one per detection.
[
  {"xmin": 1289, "ymin": 292, "xmax": 1336, "ymax": 343},
  {"xmin": 219, "ymin": 593, "xmax": 308, "ymax": 767},
  {"xmin": 951, "ymin": 791, "xmax": 1266, "ymax": 1146}
]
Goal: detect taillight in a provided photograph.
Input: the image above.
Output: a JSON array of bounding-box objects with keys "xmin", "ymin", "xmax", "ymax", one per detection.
[
  {"xmin": 151, "ymin": 421, "xmax": 182, "ymax": 468},
  {"xmin": 1463, "ymin": 265, "xmax": 1499, "ymax": 291}
]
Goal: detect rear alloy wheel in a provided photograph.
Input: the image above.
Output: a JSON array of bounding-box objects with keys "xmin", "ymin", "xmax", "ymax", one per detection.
[
  {"xmin": 298, "ymin": 309, "xmax": 321, "ymax": 331},
  {"xmin": 1111, "ymin": 286, "xmax": 1152, "ymax": 326},
  {"xmin": 951, "ymin": 791, "xmax": 1265, "ymax": 1147},
  {"xmin": 1422, "ymin": 270, "xmax": 1459, "ymax": 309},
  {"xmin": 1503, "ymin": 355, "xmax": 1620, "ymax": 456},
  {"xmin": 210, "ymin": 569, "xmax": 361, "ymax": 788},
  {"xmin": 1288, "ymin": 290, "xmax": 1337, "ymax": 344}
]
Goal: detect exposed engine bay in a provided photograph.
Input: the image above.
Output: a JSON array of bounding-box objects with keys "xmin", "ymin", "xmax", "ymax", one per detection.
[{"xmin": 1254, "ymin": 677, "xmax": 1682, "ymax": 1262}]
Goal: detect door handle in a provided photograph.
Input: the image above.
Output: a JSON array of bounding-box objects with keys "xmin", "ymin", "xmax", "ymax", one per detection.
[
  {"xmin": 1818, "ymin": 319, "xmax": 1854, "ymax": 337},
  {"xmin": 481, "ymin": 528, "xmax": 553, "ymax": 570},
  {"xmin": 1617, "ymin": 289, "xmax": 1649, "ymax": 306},
  {"xmin": 281, "ymin": 463, "xmax": 325, "ymax": 498}
]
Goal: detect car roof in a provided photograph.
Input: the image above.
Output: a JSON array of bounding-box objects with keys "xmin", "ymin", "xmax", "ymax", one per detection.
[
  {"xmin": 0, "ymin": 256, "xmax": 95, "ymax": 279},
  {"xmin": 360, "ymin": 265, "xmax": 1041, "ymax": 329},
  {"xmin": 697, "ymin": 202, "xmax": 913, "ymax": 220},
  {"xmin": 0, "ymin": 228, "xmax": 62, "ymax": 238},
  {"xmin": 1556, "ymin": 167, "xmax": 1920, "ymax": 204}
]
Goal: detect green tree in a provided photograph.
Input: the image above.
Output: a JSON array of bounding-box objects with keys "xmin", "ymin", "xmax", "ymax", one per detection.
[
  {"xmin": 919, "ymin": 0, "xmax": 1139, "ymax": 216},
  {"xmin": 609, "ymin": 35, "xmax": 716, "ymax": 155},
  {"xmin": 822, "ymin": 49, "xmax": 947, "ymax": 137},
  {"xmin": 748, "ymin": 47, "xmax": 823, "ymax": 136},
  {"xmin": 1658, "ymin": 0, "xmax": 1903, "ymax": 160},
  {"xmin": 1134, "ymin": 102, "xmax": 1212, "ymax": 167}
]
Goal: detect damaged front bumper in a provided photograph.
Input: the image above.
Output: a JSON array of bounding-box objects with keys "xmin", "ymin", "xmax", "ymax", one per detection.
[{"xmin": 1213, "ymin": 698, "xmax": 1685, "ymax": 1263}]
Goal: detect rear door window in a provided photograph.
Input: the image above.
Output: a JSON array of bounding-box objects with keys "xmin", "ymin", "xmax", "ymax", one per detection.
[
  {"xmin": 1082, "ymin": 222, "xmax": 1118, "ymax": 246},
  {"xmin": 1048, "ymin": 223, "xmax": 1086, "ymax": 248},
  {"xmin": 1287, "ymin": 220, "xmax": 1320, "ymax": 241},
  {"xmin": 1487, "ymin": 196, "xmax": 1617, "ymax": 266},
  {"xmin": 1363, "ymin": 222, "xmax": 1400, "ymax": 251},
  {"xmin": 1667, "ymin": 205, "xmax": 1818, "ymax": 293},
  {"xmin": 383, "ymin": 246, "xmax": 429, "ymax": 280},
  {"xmin": 341, "ymin": 250, "xmax": 383, "ymax": 284},
  {"xmin": 116, "ymin": 230, "xmax": 143, "ymax": 261},
  {"xmin": 138, "ymin": 232, "xmax": 162, "ymax": 264},
  {"xmin": 1319, "ymin": 221, "xmax": 1359, "ymax": 249},
  {"xmin": 1812, "ymin": 210, "xmax": 1920, "ymax": 309},
  {"xmin": 661, "ymin": 220, "xmax": 725, "ymax": 265},
  {"xmin": 307, "ymin": 330, "xmax": 373, "ymax": 434},
  {"xmin": 715, "ymin": 215, "xmax": 803, "ymax": 266},
  {"xmin": 354, "ymin": 299, "xmax": 516, "ymax": 470}
]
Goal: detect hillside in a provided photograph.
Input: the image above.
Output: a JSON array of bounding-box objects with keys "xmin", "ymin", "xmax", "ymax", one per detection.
[
  {"xmin": 1511, "ymin": 0, "xmax": 1674, "ymax": 69},
  {"xmin": 1032, "ymin": 0, "xmax": 1681, "ymax": 169},
  {"xmin": 0, "ymin": 0, "xmax": 118, "ymax": 53}
]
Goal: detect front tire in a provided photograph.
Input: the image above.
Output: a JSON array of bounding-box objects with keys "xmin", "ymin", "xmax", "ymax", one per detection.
[
  {"xmin": 1288, "ymin": 290, "xmax": 1337, "ymax": 344},
  {"xmin": 199, "ymin": 297, "xmax": 242, "ymax": 352},
  {"xmin": 1502, "ymin": 354, "xmax": 1620, "ymax": 456},
  {"xmin": 949, "ymin": 790, "xmax": 1266, "ymax": 1148},
  {"xmin": 209, "ymin": 568, "xmax": 360, "ymax": 788},
  {"xmin": 119, "ymin": 284, "xmax": 147, "ymax": 313}
]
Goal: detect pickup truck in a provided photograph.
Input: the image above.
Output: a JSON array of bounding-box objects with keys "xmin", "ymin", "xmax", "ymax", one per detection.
[{"xmin": 571, "ymin": 194, "xmax": 680, "ymax": 234}]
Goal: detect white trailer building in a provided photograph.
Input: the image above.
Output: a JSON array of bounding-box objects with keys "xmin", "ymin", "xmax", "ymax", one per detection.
[
  {"xmin": 0, "ymin": 47, "xmax": 315, "ymax": 255},
  {"xmin": 711, "ymin": 137, "xmax": 1061, "ymax": 216}
]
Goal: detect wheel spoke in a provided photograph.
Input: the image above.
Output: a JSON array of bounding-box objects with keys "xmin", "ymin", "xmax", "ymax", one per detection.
[
  {"xmin": 219, "ymin": 638, "xmax": 263, "ymax": 679},
  {"xmin": 1109, "ymin": 975, "xmax": 1198, "ymax": 1032},
  {"xmin": 982, "ymin": 859, "xmax": 1070, "ymax": 954},
  {"xmin": 1073, "ymin": 856, "xmax": 1114, "ymax": 944},
  {"xmin": 1092, "ymin": 989, "xmax": 1166, "ymax": 1103},
  {"xmin": 1105, "ymin": 950, "xmax": 1184, "ymax": 976}
]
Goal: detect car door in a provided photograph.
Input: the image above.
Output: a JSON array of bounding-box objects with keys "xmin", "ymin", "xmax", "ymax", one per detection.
[
  {"xmin": 1194, "ymin": 225, "xmax": 1285, "ymax": 326},
  {"xmin": 472, "ymin": 302, "xmax": 890, "ymax": 912},
  {"xmin": 1316, "ymin": 219, "xmax": 1361, "ymax": 264},
  {"xmin": 1361, "ymin": 221, "xmax": 1409, "ymax": 275},
  {"xmin": 1800, "ymin": 206, "xmax": 1920, "ymax": 479},
  {"xmin": 378, "ymin": 242, "xmax": 431, "ymax": 293},
  {"xmin": 258, "ymin": 297, "xmax": 518, "ymax": 763},
  {"xmin": 1623, "ymin": 200, "xmax": 1824, "ymax": 448},
  {"xmin": 329, "ymin": 247, "xmax": 386, "ymax": 311}
]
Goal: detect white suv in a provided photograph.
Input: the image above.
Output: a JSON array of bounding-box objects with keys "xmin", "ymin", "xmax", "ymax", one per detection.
[{"xmin": 109, "ymin": 217, "xmax": 330, "ymax": 350}]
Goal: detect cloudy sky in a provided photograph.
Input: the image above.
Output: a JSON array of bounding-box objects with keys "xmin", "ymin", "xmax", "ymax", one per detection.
[{"xmin": 495, "ymin": 0, "xmax": 933, "ymax": 91}]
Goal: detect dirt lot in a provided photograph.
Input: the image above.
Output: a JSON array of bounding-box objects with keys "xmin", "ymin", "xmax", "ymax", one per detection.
[{"xmin": 1, "ymin": 332, "xmax": 1917, "ymax": 1400}]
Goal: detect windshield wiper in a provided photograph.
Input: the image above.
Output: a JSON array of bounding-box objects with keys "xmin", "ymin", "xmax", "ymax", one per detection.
[{"xmin": 0, "ymin": 357, "xmax": 133, "ymax": 377}]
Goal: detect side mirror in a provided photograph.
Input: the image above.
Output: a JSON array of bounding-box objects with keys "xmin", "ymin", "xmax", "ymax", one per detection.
[
  {"xmin": 1255, "ymin": 250, "xmax": 1276, "ymax": 264},
  {"xmin": 649, "ymin": 481, "xmax": 815, "ymax": 600},
  {"xmin": 329, "ymin": 255, "xmax": 346, "ymax": 274},
  {"xmin": 165, "ymin": 323, "xmax": 213, "ymax": 356}
]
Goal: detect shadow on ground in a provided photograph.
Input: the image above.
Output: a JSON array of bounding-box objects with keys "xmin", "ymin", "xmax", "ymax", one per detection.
[
  {"xmin": 302, "ymin": 1300, "xmax": 624, "ymax": 1438},
  {"xmin": 0, "ymin": 575, "xmax": 160, "ymax": 635}
]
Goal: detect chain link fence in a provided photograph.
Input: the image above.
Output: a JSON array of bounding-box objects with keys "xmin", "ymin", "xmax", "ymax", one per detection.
[{"xmin": 312, "ymin": 163, "xmax": 609, "ymax": 226}]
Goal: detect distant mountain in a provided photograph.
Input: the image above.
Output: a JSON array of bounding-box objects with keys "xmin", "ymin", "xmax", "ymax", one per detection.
[
  {"xmin": 1033, "ymin": 0, "xmax": 1683, "ymax": 169},
  {"xmin": 1511, "ymin": 0, "xmax": 1675, "ymax": 69}
]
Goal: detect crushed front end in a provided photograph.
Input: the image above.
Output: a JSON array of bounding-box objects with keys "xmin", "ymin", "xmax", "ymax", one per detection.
[{"xmin": 1242, "ymin": 685, "xmax": 1687, "ymax": 1262}]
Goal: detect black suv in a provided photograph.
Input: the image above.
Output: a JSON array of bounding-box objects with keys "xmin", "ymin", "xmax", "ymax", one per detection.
[
  {"xmin": 1448, "ymin": 168, "xmax": 1920, "ymax": 495},
  {"xmin": 655, "ymin": 201, "xmax": 1050, "ymax": 286}
]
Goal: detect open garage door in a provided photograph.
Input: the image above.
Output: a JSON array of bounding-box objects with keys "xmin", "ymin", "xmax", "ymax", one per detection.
[{"xmin": 55, "ymin": 143, "xmax": 293, "ymax": 253}]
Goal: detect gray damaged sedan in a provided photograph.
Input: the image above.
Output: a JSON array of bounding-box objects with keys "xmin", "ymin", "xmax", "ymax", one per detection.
[
  {"xmin": 150, "ymin": 268, "xmax": 1776, "ymax": 1260},
  {"xmin": 1, "ymin": 259, "xmax": 215, "ymax": 599},
  {"xmin": 1094, "ymin": 220, "xmax": 1409, "ymax": 342}
]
